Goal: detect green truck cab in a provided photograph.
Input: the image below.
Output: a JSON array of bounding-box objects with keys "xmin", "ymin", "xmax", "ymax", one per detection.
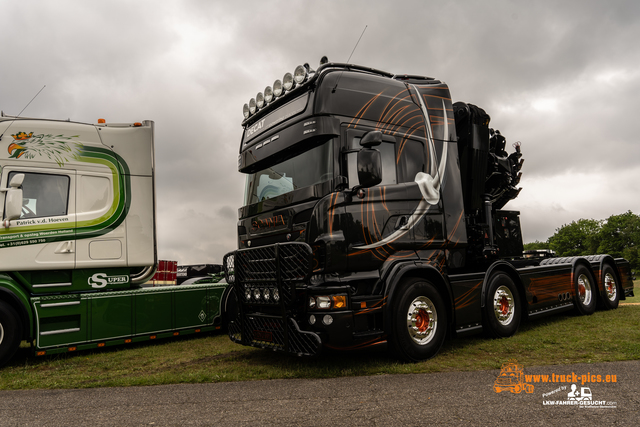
[{"xmin": 0, "ymin": 117, "xmax": 226, "ymax": 367}]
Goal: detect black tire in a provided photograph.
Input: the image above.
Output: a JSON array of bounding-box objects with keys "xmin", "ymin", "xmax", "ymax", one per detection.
[
  {"xmin": 222, "ymin": 288, "xmax": 241, "ymax": 340},
  {"xmin": 389, "ymin": 278, "xmax": 447, "ymax": 362},
  {"xmin": 573, "ymin": 265, "xmax": 597, "ymax": 315},
  {"xmin": 0, "ymin": 300, "xmax": 22, "ymax": 368},
  {"xmin": 483, "ymin": 273, "xmax": 521, "ymax": 338},
  {"xmin": 600, "ymin": 264, "xmax": 620, "ymax": 310}
]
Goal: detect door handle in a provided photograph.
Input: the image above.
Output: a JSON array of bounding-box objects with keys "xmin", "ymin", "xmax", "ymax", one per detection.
[{"xmin": 55, "ymin": 241, "xmax": 75, "ymax": 254}]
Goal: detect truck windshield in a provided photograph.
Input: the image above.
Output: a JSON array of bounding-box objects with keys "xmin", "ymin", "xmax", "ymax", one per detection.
[{"xmin": 244, "ymin": 139, "xmax": 333, "ymax": 206}]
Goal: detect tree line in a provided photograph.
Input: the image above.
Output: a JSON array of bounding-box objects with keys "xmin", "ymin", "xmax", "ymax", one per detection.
[{"xmin": 524, "ymin": 211, "xmax": 640, "ymax": 271}]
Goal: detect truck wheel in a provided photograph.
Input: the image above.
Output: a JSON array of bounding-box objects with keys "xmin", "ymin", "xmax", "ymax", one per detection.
[
  {"xmin": 484, "ymin": 273, "xmax": 521, "ymax": 338},
  {"xmin": 390, "ymin": 278, "xmax": 447, "ymax": 362},
  {"xmin": 0, "ymin": 300, "xmax": 22, "ymax": 367},
  {"xmin": 600, "ymin": 264, "xmax": 619, "ymax": 310},
  {"xmin": 222, "ymin": 289, "xmax": 241, "ymax": 339},
  {"xmin": 573, "ymin": 265, "xmax": 596, "ymax": 315}
]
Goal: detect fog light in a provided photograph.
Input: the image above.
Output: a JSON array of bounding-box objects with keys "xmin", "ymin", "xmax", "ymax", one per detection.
[
  {"xmin": 263, "ymin": 288, "xmax": 271, "ymax": 301},
  {"xmin": 273, "ymin": 287, "xmax": 280, "ymax": 302},
  {"xmin": 244, "ymin": 288, "xmax": 251, "ymax": 300},
  {"xmin": 322, "ymin": 314, "xmax": 333, "ymax": 326},
  {"xmin": 253, "ymin": 288, "xmax": 261, "ymax": 300},
  {"xmin": 309, "ymin": 315, "xmax": 316, "ymax": 325}
]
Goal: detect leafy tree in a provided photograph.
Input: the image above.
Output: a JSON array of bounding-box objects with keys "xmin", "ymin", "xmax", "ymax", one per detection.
[
  {"xmin": 548, "ymin": 218, "xmax": 602, "ymax": 256},
  {"xmin": 598, "ymin": 211, "xmax": 640, "ymax": 270},
  {"xmin": 523, "ymin": 240, "xmax": 550, "ymax": 250}
]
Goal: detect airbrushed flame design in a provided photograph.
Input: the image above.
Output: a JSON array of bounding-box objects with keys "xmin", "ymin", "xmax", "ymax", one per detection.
[{"xmin": 355, "ymin": 87, "xmax": 448, "ymax": 250}]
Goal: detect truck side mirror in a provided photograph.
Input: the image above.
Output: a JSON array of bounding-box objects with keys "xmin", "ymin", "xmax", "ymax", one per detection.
[
  {"xmin": 360, "ymin": 131, "xmax": 383, "ymax": 148},
  {"xmin": 2, "ymin": 174, "xmax": 25, "ymax": 221},
  {"xmin": 357, "ymin": 148, "xmax": 382, "ymax": 188}
]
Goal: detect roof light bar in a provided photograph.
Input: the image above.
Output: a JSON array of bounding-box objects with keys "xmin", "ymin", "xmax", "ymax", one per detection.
[{"xmin": 242, "ymin": 56, "xmax": 328, "ymax": 120}]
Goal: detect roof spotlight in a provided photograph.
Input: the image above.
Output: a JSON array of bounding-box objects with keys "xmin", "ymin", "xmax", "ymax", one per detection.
[
  {"xmin": 256, "ymin": 92, "xmax": 265, "ymax": 109},
  {"xmin": 273, "ymin": 79, "xmax": 283, "ymax": 97},
  {"xmin": 264, "ymin": 86, "xmax": 274, "ymax": 103},
  {"xmin": 243, "ymin": 103, "xmax": 250, "ymax": 119},
  {"xmin": 294, "ymin": 65, "xmax": 308, "ymax": 85},
  {"xmin": 304, "ymin": 62, "xmax": 315, "ymax": 74},
  {"xmin": 249, "ymin": 98, "xmax": 257, "ymax": 114},
  {"xmin": 320, "ymin": 55, "xmax": 329, "ymax": 65},
  {"xmin": 283, "ymin": 72, "xmax": 294, "ymax": 91}
]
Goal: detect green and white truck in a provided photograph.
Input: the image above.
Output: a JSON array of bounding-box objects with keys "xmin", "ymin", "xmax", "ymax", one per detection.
[{"xmin": 0, "ymin": 115, "xmax": 227, "ymax": 367}]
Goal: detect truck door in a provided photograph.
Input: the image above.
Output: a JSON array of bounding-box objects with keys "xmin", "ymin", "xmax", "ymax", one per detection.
[
  {"xmin": 344, "ymin": 127, "xmax": 443, "ymax": 269},
  {"xmin": 0, "ymin": 168, "xmax": 76, "ymax": 270},
  {"xmin": 74, "ymin": 169, "xmax": 127, "ymax": 268}
]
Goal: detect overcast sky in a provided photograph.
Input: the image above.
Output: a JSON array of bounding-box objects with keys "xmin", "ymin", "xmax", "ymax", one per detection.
[{"xmin": 2, "ymin": 0, "xmax": 639, "ymax": 264}]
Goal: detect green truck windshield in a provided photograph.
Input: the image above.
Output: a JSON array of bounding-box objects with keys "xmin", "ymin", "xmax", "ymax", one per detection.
[{"xmin": 244, "ymin": 140, "xmax": 333, "ymax": 206}]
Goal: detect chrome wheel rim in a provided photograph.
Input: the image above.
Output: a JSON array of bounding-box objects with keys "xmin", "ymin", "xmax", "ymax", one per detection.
[
  {"xmin": 493, "ymin": 286, "xmax": 515, "ymax": 326},
  {"xmin": 577, "ymin": 274, "xmax": 592, "ymax": 305},
  {"xmin": 604, "ymin": 273, "xmax": 617, "ymax": 301},
  {"xmin": 406, "ymin": 296, "xmax": 437, "ymax": 345},
  {"xmin": 0, "ymin": 322, "xmax": 4, "ymax": 346}
]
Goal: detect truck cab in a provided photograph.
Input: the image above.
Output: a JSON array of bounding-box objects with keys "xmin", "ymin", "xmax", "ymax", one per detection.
[{"xmin": 0, "ymin": 116, "xmax": 226, "ymax": 367}]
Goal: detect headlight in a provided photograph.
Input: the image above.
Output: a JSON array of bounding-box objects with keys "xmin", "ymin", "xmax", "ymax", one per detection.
[
  {"xmin": 308, "ymin": 294, "xmax": 347, "ymax": 310},
  {"xmin": 256, "ymin": 92, "xmax": 265, "ymax": 109},
  {"xmin": 283, "ymin": 72, "xmax": 294, "ymax": 91},
  {"xmin": 316, "ymin": 296, "xmax": 331, "ymax": 309}
]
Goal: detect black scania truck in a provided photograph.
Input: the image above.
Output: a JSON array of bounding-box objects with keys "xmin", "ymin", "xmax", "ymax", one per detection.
[{"xmin": 223, "ymin": 59, "xmax": 634, "ymax": 361}]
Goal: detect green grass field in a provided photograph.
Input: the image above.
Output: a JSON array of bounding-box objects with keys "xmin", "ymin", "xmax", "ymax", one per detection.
[{"xmin": 1, "ymin": 290, "xmax": 638, "ymax": 390}]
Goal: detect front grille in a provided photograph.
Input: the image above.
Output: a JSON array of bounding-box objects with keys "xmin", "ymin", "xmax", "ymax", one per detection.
[
  {"xmin": 224, "ymin": 243, "xmax": 312, "ymax": 308},
  {"xmin": 223, "ymin": 243, "xmax": 320, "ymax": 356}
]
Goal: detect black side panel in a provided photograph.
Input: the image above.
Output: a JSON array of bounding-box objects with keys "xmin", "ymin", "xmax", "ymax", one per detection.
[{"xmin": 454, "ymin": 102, "xmax": 490, "ymax": 215}]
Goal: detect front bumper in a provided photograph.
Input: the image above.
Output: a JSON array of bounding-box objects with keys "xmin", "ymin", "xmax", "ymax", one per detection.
[{"xmin": 224, "ymin": 242, "xmax": 323, "ymax": 356}]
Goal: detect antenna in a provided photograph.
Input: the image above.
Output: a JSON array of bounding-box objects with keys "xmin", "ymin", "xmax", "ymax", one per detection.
[
  {"xmin": 332, "ymin": 26, "xmax": 368, "ymax": 93},
  {"xmin": 0, "ymin": 85, "xmax": 46, "ymax": 141}
]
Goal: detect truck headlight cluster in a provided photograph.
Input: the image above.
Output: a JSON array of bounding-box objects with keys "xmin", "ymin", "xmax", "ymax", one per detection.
[
  {"xmin": 242, "ymin": 60, "xmax": 325, "ymax": 120},
  {"xmin": 308, "ymin": 294, "xmax": 347, "ymax": 310}
]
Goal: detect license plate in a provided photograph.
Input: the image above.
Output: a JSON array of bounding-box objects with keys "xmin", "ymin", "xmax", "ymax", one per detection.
[{"xmin": 254, "ymin": 330, "xmax": 273, "ymax": 342}]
